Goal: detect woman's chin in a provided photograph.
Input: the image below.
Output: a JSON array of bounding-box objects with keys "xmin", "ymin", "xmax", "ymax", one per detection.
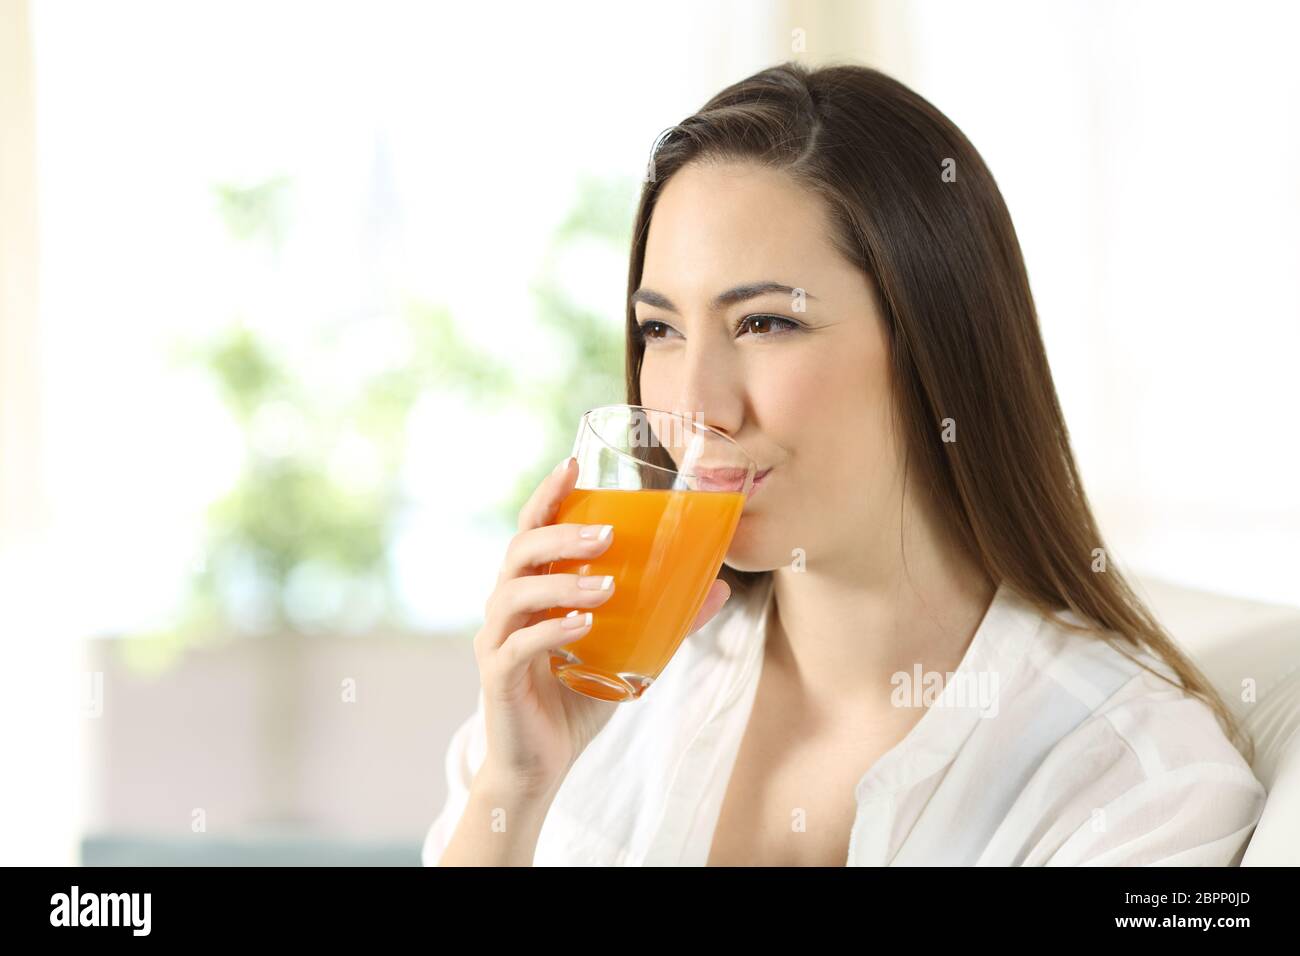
[{"xmin": 723, "ymin": 519, "xmax": 788, "ymax": 573}]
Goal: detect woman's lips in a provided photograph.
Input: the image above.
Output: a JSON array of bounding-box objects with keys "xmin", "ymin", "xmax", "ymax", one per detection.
[
  {"xmin": 690, "ymin": 465, "xmax": 747, "ymax": 491},
  {"xmin": 690, "ymin": 465, "xmax": 771, "ymax": 497}
]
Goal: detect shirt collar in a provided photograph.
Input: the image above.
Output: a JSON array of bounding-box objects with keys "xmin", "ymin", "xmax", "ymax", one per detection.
[
  {"xmin": 858, "ymin": 579, "xmax": 1046, "ymax": 798},
  {"xmin": 720, "ymin": 574, "xmax": 1047, "ymax": 799}
]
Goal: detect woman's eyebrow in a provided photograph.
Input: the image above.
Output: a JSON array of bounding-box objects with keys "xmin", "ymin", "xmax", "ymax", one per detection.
[{"xmin": 630, "ymin": 281, "xmax": 815, "ymax": 314}]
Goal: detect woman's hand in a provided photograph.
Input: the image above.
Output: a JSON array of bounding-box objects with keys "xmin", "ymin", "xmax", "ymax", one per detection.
[{"xmin": 471, "ymin": 457, "xmax": 733, "ymax": 798}]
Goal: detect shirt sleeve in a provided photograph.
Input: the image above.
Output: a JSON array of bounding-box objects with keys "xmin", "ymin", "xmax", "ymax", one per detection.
[
  {"xmin": 421, "ymin": 691, "xmax": 489, "ymax": 867},
  {"xmin": 1043, "ymin": 760, "xmax": 1267, "ymax": 866}
]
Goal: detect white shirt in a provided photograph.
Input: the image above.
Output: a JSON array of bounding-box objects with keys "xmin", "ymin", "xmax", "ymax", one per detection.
[{"xmin": 422, "ymin": 575, "xmax": 1266, "ymax": 866}]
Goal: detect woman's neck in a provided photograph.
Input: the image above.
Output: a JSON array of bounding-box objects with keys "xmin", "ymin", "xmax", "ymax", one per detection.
[{"xmin": 765, "ymin": 491, "xmax": 996, "ymax": 717}]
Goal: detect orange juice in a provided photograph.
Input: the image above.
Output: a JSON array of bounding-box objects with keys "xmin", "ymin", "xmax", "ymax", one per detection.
[{"xmin": 544, "ymin": 486, "xmax": 745, "ymax": 701}]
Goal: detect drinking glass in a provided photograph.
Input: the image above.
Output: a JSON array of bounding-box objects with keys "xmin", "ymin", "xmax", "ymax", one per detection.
[{"xmin": 543, "ymin": 404, "xmax": 756, "ymax": 702}]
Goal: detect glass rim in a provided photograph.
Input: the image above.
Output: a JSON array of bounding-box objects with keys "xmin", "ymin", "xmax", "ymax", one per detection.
[{"xmin": 573, "ymin": 403, "xmax": 757, "ymax": 484}]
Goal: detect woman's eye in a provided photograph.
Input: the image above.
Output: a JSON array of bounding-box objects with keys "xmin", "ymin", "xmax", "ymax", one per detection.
[
  {"xmin": 636, "ymin": 320, "xmax": 678, "ymax": 342},
  {"xmin": 736, "ymin": 314, "xmax": 799, "ymax": 336},
  {"xmin": 636, "ymin": 314, "xmax": 800, "ymax": 344}
]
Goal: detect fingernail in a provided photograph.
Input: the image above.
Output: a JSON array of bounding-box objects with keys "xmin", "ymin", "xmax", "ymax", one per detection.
[
  {"xmin": 577, "ymin": 574, "xmax": 614, "ymax": 590},
  {"xmin": 552, "ymin": 457, "xmax": 572, "ymax": 476},
  {"xmin": 562, "ymin": 610, "xmax": 593, "ymax": 629},
  {"xmin": 579, "ymin": 524, "xmax": 613, "ymax": 541}
]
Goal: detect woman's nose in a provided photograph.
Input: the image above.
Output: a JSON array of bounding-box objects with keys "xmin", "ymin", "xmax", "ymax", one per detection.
[{"xmin": 669, "ymin": 338, "xmax": 743, "ymax": 437}]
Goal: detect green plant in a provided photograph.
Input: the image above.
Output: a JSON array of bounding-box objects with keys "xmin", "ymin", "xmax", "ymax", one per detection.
[
  {"xmin": 120, "ymin": 171, "xmax": 636, "ymax": 670},
  {"xmin": 498, "ymin": 173, "xmax": 638, "ymax": 525},
  {"xmin": 178, "ymin": 302, "xmax": 516, "ymax": 641}
]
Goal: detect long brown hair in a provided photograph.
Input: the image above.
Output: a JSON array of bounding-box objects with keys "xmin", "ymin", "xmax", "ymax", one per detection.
[{"xmin": 623, "ymin": 61, "xmax": 1253, "ymax": 764}]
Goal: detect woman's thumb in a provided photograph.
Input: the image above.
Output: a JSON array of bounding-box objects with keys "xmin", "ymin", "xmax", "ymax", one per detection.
[{"xmin": 686, "ymin": 578, "xmax": 731, "ymax": 635}]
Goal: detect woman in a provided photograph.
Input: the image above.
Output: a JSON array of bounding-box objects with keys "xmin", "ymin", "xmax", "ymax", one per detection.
[{"xmin": 423, "ymin": 62, "xmax": 1265, "ymax": 866}]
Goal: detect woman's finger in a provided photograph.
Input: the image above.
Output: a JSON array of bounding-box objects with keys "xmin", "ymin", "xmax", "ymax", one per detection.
[
  {"xmin": 496, "ymin": 610, "xmax": 594, "ymax": 673},
  {"xmin": 686, "ymin": 579, "xmax": 731, "ymax": 635},
  {"xmin": 517, "ymin": 457, "xmax": 576, "ymax": 533},
  {"xmin": 482, "ymin": 572, "xmax": 616, "ymax": 650},
  {"xmin": 498, "ymin": 522, "xmax": 614, "ymax": 582}
]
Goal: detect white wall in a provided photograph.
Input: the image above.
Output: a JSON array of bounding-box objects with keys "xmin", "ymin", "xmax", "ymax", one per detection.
[{"xmin": 897, "ymin": 0, "xmax": 1300, "ymax": 606}]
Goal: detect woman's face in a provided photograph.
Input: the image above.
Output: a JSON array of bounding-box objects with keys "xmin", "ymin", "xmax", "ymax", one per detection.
[{"xmin": 635, "ymin": 159, "xmax": 905, "ymax": 573}]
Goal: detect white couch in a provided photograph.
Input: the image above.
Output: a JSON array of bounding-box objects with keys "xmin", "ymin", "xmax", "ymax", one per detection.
[{"xmin": 1133, "ymin": 575, "xmax": 1300, "ymax": 865}]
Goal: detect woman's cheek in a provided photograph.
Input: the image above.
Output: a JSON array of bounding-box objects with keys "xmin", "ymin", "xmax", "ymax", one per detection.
[
  {"xmin": 751, "ymin": 346, "xmax": 826, "ymax": 417},
  {"xmin": 772, "ymin": 337, "xmax": 892, "ymax": 488},
  {"xmin": 635, "ymin": 358, "xmax": 679, "ymax": 416}
]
